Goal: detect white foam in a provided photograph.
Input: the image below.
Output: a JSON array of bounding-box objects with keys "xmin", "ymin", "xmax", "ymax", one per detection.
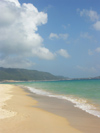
[{"xmin": 27, "ymin": 86, "xmax": 100, "ymax": 118}]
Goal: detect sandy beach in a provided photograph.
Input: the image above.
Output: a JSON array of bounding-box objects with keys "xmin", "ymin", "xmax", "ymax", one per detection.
[
  {"xmin": 1, "ymin": 84, "xmax": 100, "ymax": 133},
  {"xmin": 0, "ymin": 84, "xmax": 81, "ymax": 133}
]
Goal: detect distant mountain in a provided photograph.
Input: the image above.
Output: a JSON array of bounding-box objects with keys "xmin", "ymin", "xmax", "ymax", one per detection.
[
  {"xmin": 71, "ymin": 76, "xmax": 100, "ymax": 80},
  {"xmin": 92, "ymin": 76, "xmax": 100, "ymax": 79},
  {"xmin": 0, "ymin": 67, "xmax": 67, "ymax": 81}
]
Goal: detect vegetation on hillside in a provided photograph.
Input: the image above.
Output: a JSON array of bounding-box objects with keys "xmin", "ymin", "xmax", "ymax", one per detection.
[{"xmin": 0, "ymin": 67, "xmax": 66, "ymax": 81}]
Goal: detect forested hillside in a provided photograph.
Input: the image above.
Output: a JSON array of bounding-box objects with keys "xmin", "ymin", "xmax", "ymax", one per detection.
[{"xmin": 0, "ymin": 67, "xmax": 66, "ymax": 81}]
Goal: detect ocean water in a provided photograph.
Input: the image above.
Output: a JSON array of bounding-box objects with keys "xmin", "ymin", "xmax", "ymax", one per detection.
[{"xmin": 8, "ymin": 79, "xmax": 100, "ymax": 118}]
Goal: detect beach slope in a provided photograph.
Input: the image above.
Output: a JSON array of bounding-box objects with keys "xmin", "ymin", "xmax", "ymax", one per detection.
[{"xmin": 0, "ymin": 84, "xmax": 81, "ymax": 133}]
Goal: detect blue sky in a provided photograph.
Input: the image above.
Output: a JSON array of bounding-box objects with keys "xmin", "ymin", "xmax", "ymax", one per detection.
[{"xmin": 0, "ymin": 0, "xmax": 100, "ymax": 78}]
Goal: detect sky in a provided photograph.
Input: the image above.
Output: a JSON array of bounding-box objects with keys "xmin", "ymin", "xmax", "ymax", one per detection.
[{"xmin": 0, "ymin": 0, "xmax": 100, "ymax": 78}]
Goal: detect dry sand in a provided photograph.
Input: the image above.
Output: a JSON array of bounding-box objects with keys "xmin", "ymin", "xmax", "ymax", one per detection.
[
  {"xmin": 0, "ymin": 84, "xmax": 81, "ymax": 133},
  {"xmin": 0, "ymin": 84, "xmax": 17, "ymax": 119}
]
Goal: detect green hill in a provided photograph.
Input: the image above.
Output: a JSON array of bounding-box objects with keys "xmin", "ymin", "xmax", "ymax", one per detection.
[{"xmin": 0, "ymin": 67, "xmax": 66, "ymax": 81}]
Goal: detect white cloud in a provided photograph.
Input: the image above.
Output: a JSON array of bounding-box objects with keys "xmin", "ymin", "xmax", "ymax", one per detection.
[
  {"xmin": 62, "ymin": 24, "xmax": 70, "ymax": 29},
  {"xmin": 95, "ymin": 47, "xmax": 100, "ymax": 52},
  {"xmin": 59, "ymin": 34, "xmax": 69, "ymax": 40},
  {"xmin": 57, "ymin": 49, "xmax": 70, "ymax": 58},
  {"xmin": 5, "ymin": 0, "xmax": 21, "ymax": 7},
  {"xmin": 80, "ymin": 32, "xmax": 92, "ymax": 39},
  {"xmin": 88, "ymin": 49, "xmax": 94, "ymax": 55},
  {"xmin": 43, "ymin": 5, "xmax": 53, "ymax": 12},
  {"xmin": 93, "ymin": 21, "xmax": 100, "ymax": 31},
  {"xmin": 88, "ymin": 47, "xmax": 100, "ymax": 56},
  {"xmin": 78, "ymin": 9, "xmax": 99, "ymax": 22},
  {"xmin": 77, "ymin": 66, "xmax": 97, "ymax": 73},
  {"xmin": 32, "ymin": 47, "xmax": 56, "ymax": 60},
  {"xmin": 0, "ymin": 56, "xmax": 35, "ymax": 68},
  {"xmin": 62, "ymin": 25, "xmax": 67, "ymax": 29},
  {"xmin": 78, "ymin": 8, "xmax": 100, "ymax": 31},
  {"xmin": 49, "ymin": 33, "xmax": 69, "ymax": 40},
  {"xmin": 0, "ymin": 0, "xmax": 56, "ymax": 68},
  {"xmin": 49, "ymin": 33, "xmax": 59, "ymax": 39}
]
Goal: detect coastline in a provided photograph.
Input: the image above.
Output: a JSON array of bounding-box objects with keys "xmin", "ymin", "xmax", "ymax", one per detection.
[
  {"xmin": 22, "ymin": 85, "xmax": 100, "ymax": 133},
  {"xmin": 0, "ymin": 84, "xmax": 81, "ymax": 133}
]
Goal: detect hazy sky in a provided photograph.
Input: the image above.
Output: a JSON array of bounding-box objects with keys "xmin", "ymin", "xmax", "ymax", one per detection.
[{"xmin": 0, "ymin": 0, "xmax": 100, "ymax": 78}]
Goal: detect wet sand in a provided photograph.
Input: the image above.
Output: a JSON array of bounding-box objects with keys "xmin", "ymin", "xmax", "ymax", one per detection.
[
  {"xmin": 23, "ymin": 85, "xmax": 100, "ymax": 133},
  {"xmin": 0, "ymin": 84, "xmax": 81, "ymax": 133}
]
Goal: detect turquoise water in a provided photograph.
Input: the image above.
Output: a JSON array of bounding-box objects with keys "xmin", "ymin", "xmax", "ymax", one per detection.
[{"xmin": 5, "ymin": 79, "xmax": 100, "ymax": 118}]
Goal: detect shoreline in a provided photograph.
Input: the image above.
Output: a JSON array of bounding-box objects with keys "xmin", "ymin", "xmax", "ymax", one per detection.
[
  {"xmin": 0, "ymin": 84, "xmax": 81, "ymax": 133},
  {"xmin": 22, "ymin": 85, "xmax": 100, "ymax": 133}
]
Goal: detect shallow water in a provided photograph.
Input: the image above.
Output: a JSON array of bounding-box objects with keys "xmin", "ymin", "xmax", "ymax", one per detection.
[{"xmin": 5, "ymin": 79, "xmax": 100, "ymax": 118}]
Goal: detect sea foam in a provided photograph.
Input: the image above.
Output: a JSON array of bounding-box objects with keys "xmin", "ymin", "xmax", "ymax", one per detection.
[{"xmin": 27, "ymin": 86, "xmax": 100, "ymax": 118}]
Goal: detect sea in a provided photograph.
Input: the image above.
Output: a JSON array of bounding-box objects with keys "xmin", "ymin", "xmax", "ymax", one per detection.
[{"xmin": 6, "ymin": 79, "xmax": 100, "ymax": 118}]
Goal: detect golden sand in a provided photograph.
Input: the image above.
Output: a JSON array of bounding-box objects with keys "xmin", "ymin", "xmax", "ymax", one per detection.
[{"xmin": 0, "ymin": 84, "xmax": 81, "ymax": 133}]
